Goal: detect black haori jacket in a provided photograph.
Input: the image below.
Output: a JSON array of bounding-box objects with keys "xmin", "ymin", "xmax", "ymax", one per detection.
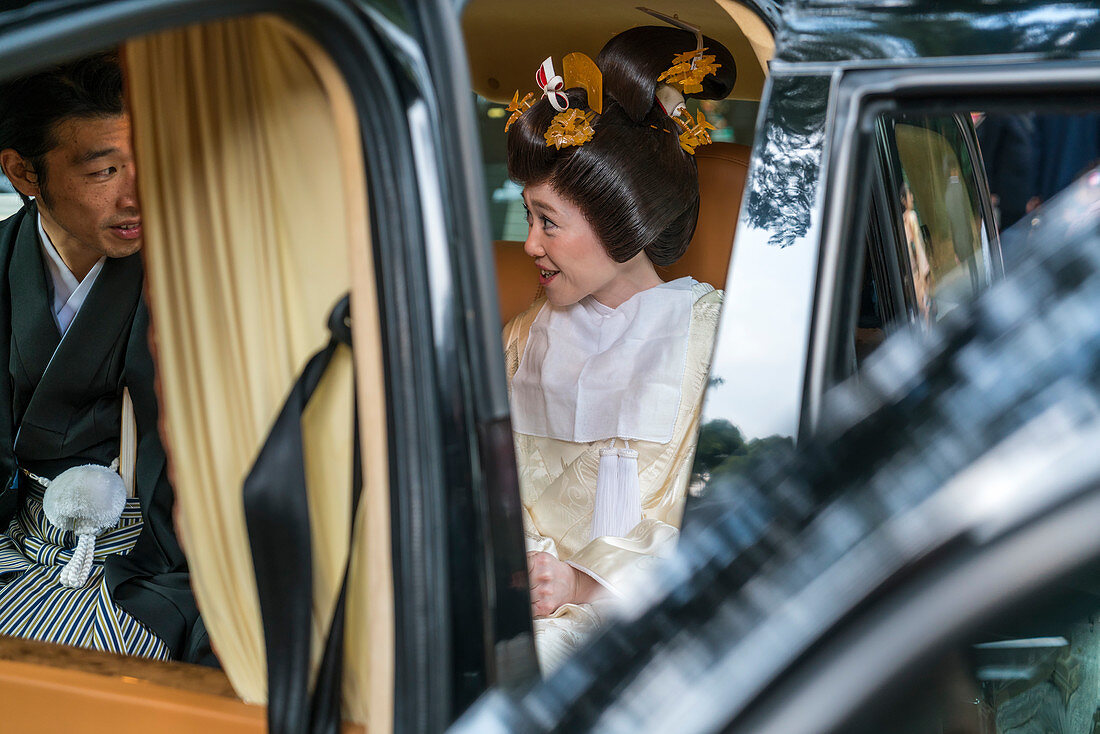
[{"xmin": 0, "ymin": 203, "xmax": 211, "ymax": 665}]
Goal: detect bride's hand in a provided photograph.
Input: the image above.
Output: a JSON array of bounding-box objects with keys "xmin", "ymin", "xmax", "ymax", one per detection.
[{"xmin": 527, "ymin": 551, "xmax": 600, "ymax": 617}]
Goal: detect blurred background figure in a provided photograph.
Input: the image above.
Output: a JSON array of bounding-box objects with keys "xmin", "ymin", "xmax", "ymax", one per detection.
[
  {"xmin": 901, "ymin": 181, "xmax": 934, "ymax": 324},
  {"xmin": 975, "ymin": 111, "xmax": 1037, "ymax": 231},
  {"xmin": 1033, "ymin": 112, "xmax": 1100, "ymax": 204}
]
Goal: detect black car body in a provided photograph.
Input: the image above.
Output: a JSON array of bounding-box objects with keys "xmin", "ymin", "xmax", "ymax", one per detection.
[{"xmin": 0, "ymin": 1, "xmax": 1097, "ymax": 733}]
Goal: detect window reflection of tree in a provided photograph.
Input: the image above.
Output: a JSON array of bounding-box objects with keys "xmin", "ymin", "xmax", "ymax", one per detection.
[
  {"xmin": 744, "ymin": 75, "xmax": 829, "ymax": 248},
  {"xmin": 691, "ymin": 418, "xmax": 794, "ymax": 483}
]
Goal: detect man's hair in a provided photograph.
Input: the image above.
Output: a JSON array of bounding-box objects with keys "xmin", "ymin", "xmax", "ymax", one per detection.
[
  {"xmin": 0, "ymin": 52, "xmax": 124, "ymax": 204},
  {"xmin": 506, "ymin": 27, "xmax": 736, "ymax": 267}
]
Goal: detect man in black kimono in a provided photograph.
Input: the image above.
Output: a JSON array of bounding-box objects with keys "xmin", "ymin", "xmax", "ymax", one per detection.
[{"xmin": 0, "ymin": 52, "xmax": 211, "ymax": 664}]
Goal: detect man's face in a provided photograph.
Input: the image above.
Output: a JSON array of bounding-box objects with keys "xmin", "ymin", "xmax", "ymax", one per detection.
[{"xmin": 35, "ymin": 113, "xmax": 142, "ymax": 259}]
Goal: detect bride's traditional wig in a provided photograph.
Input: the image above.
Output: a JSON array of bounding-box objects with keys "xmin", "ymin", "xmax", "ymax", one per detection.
[{"xmin": 507, "ymin": 27, "xmax": 736, "ymax": 266}]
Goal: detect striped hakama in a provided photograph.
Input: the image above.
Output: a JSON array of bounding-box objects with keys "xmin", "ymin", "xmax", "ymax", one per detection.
[{"xmin": 0, "ymin": 478, "xmax": 170, "ymax": 659}]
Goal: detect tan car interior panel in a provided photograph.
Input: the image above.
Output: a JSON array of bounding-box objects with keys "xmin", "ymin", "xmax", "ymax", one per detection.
[
  {"xmin": 0, "ymin": 636, "xmax": 266, "ymax": 733},
  {"xmin": 495, "ymin": 142, "xmax": 751, "ymax": 325},
  {"xmin": 463, "ymin": 0, "xmax": 774, "ymax": 103},
  {"xmin": 660, "ymin": 141, "xmax": 751, "ymax": 285},
  {"xmin": 0, "ymin": 641, "xmax": 368, "ymax": 733}
]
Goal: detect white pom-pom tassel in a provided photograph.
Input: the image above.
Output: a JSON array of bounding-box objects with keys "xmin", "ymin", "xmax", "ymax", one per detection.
[
  {"xmin": 59, "ymin": 534, "xmax": 97, "ymax": 587},
  {"xmin": 41, "ymin": 461, "xmax": 126, "ymax": 589},
  {"xmin": 591, "ymin": 443, "xmax": 642, "ymax": 540}
]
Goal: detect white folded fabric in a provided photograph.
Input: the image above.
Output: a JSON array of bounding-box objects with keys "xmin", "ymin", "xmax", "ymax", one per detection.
[{"xmin": 512, "ymin": 277, "xmax": 695, "ymax": 444}]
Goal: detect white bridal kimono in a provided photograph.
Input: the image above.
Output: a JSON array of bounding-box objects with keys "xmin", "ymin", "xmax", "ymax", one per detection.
[{"xmin": 504, "ymin": 278, "xmax": 723, "ymax": 672}]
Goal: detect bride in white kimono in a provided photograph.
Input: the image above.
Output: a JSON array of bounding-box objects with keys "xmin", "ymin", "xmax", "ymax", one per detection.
[{"xmin": 501, "ymin": 24, "xmax": 737, "ymax": 672}]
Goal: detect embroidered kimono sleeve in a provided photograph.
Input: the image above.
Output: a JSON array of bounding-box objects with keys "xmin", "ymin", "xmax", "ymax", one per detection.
[
  {"xmin": 522, "ymin": 503, "xmax": 559, "ymax": 557},
  {"xmin": 566, "ymin": 518, "xmax": 680, "ymax": 595}
]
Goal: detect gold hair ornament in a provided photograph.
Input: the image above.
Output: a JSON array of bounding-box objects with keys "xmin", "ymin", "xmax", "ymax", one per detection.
[
  {"xmin": 504, "ymin": 53, "xmax": 603, "ymax": 150},
  {"xmin": 562, "ymin": 52, "xmax": 603, "ymax": 114},
  {"xmin": 672, "ymin": 108, "xmax": 716, "ymax": 154},
  {"xmin": 636, "ymin": 8, "xmax": 722, "ymax": 95},
  {"xmin": 545, "ymin": 108, "xmax": 596, "ymax": 149},
  {"xmin": 505, "ymin": 91, "xmax": 535, "ymax": 132},
  {"xmin": 658, "ymin": 47, "xmax": 722, "ymax": 95}
]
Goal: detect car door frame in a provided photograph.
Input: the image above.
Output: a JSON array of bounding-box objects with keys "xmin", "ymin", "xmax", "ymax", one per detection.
[
  {"xmin": 797, "ymin": 58, "xmax": 1100, "ymax": 438},
  {"xmin": 725, "ymin": 50, "xmax": 1100, "ymax": 734}
]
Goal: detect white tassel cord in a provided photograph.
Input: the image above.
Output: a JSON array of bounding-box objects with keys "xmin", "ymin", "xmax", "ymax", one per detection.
[
  {"xmin": 59, "ymin": 533, "xmax": 97, "ymax": 587},
  {"xmin": 38, "ymin": 458, "xmax": 127, "ymax": 589},
  {"xmin": 590, "ymin": 440, "xmax": 643, "ymax": 540}
]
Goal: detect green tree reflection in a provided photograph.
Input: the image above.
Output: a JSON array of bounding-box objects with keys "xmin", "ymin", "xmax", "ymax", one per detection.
[{"xmin": 693, "ymin": 419, "xmax": 794, "ymax": 480}]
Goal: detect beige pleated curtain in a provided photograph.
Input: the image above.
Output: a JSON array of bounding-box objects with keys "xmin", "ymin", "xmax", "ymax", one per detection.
[{"xmin": 125, "ymin": 16, "xmax": 392, "ymax": 728}]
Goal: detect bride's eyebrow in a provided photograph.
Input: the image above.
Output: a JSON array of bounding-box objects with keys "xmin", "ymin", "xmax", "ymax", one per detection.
[{"xmin": 528, "ymin": 198, "xmax": 559, "ymax": 216}]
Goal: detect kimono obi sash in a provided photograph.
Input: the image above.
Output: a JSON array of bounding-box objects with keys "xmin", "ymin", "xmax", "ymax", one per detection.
[{"xmin": 0, "ymin": 474, "xmax": 143, "ymax": 573}]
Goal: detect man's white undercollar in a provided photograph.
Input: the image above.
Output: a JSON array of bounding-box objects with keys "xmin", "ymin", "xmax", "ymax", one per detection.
[{"xmin": 36, "ymin": 212, "xmax": 106, "ymax": 335}]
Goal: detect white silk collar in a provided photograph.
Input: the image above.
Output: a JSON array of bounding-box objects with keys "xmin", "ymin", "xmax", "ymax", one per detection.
[
  {"xmin": 37, "ymin": 212, "xmax": 105, "ymax": 335},
  {"xmin": 511, "ymin": 277, "xmax": 696, "ymax": 444}
]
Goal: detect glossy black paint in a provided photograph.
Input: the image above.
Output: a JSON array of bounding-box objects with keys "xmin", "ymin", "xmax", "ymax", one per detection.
[
  {"xmin": 396, "ymin": 0, "xmax": 537, "ymax": 709},
  {"xmin": 742, "ymin": 74, "xmax": 829, "ymax": 250},
  {"xmin": 778, "ymin": 0, "xmax": 1100, "ymax": 64}
]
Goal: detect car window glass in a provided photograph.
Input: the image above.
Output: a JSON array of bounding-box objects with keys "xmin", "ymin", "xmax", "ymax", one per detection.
[
  {"xmin": 847, "ymin": 562, "xmax": 1100, "ymax": 734},
  {"xmin": 884, "ymin": 115, "xmax": 993, "ymax": 326},
  {"xmin": 824, "ymin": 113, "xmax": 1000, "ymax": 394},
  {"xmin": 0, "ymin": 173, "xmax": 19, "ymax": 219},
  {"xmin": 831, "ymin": 113, "xmax": 999, "ymax": 387},
  {"xmin": 872, "ymin": 109, "xmax": 1100, "ymax": 346}
]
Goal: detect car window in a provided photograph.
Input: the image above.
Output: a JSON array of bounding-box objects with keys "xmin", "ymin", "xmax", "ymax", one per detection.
[
  {"xmin": 825, "ymin": 113, "xmax": 998, "ymax": 386},
  {"xmin": 864, "ymin": 108, "xmax": 1100, "ymax": 355},
  {"xmin": 0, "ymin": 173, "xmax": 20, "ymax": 219},
  {"xmin": 0, "ymin": 12, "xmax": 399, "ymax": 729},
  {"xmin": 882, "ymin": 114, "xmax": 995, "ymax": 325},
  {"xmin": 468, "ymin": 7, "xmax": 774, "ymax": 677},
  {"xmin": 847, "ymin": 561, "xmax": 1100, "ymax": 734}
]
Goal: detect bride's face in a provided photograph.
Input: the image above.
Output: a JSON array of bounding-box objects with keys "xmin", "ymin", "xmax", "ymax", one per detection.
[{"xmin": 522, "ymin": 182, "xmax": 649, "ymax": 308}]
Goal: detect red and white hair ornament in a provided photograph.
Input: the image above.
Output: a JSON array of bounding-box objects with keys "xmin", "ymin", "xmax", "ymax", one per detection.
[
  {"xmin": 536, "ymin": 57, "xmax": 569, "ymax": 113},
  {"xmin": 655, "ymin": 84, "xmax": 687, "ymax": 117}
]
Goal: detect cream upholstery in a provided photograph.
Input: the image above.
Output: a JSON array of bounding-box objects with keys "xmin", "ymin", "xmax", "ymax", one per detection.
[
  {"xmin": 127, "ymin": 17, "xmax": 391, "ymax": 726},
  {"xmin": 494, "ymin": 141, "xmax": 751, "ymax": 325}
]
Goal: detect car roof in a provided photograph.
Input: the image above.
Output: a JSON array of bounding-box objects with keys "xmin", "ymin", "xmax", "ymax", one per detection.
[{"xmin": 776, "ymin": 0, "xmax": 1100, "ymax": 63}]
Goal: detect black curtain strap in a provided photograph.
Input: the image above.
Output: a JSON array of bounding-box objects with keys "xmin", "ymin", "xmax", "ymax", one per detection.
[{"xmin": 243, "ymin": 294, "xmax": 362, "ymax": 734}]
